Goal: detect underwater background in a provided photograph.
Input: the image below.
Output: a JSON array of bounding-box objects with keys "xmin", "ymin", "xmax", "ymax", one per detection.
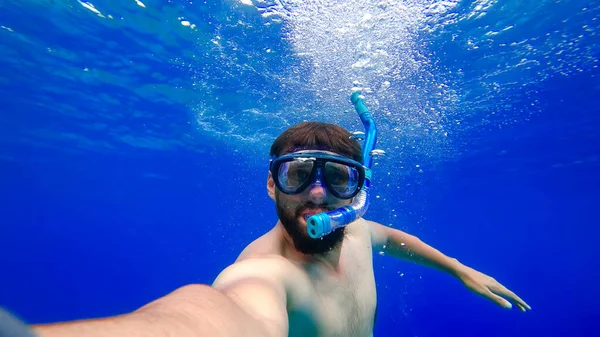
[{"xmin": 1, "ymin": 0, "xmax": 599, "ymax": 336}]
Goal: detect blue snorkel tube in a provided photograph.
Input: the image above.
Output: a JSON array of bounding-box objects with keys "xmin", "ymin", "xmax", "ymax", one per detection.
[{"xmin": 306, "ymin": 91, "xmax": 378, "ymax": 239}]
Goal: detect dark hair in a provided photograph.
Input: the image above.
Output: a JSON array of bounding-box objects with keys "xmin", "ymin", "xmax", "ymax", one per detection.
[{"xmin": 270, "ymin": 122, "xmax": 363, "ymax": 163}]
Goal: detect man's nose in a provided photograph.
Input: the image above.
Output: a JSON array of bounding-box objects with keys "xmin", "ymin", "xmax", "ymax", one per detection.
[{"xmin": 307, "ymin": 178, "xmax": 327, "ymax": 204}]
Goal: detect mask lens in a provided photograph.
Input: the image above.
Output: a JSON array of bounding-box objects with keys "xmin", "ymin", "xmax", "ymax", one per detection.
[
  {"xmin": 277, "ymin": 159, "xmax": 314, "ymax": 193},
  {"xmin": 324, "ymin": 162, "xmax": 359, "ymax": 198}
]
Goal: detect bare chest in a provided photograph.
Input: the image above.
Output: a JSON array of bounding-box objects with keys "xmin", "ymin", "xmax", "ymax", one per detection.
[{"xmin": 288, "ymin": 240, "xmax": 377, "ymax": 337}]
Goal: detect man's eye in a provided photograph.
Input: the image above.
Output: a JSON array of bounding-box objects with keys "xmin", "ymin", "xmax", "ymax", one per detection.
[
  {"xmin": 294, "ymin": 170, "xmax": 310, "ymax": 180},
  {"xmin": 328, "ymin": 172, "xmax": 347, "ymax": 184}
]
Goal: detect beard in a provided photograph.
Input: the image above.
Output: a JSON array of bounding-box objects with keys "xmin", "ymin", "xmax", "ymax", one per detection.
[{"xmin": 275, "ymin": 191, "xmax": 346, "ymax": 255}]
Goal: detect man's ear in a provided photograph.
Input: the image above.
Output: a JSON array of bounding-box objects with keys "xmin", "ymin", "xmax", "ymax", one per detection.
[{"xmin": 267, "ymin": 171, "xmax": 276, "ymax": 201}]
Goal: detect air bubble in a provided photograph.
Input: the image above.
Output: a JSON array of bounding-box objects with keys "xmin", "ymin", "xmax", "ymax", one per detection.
[
  {"xmin": 370, "ymin": 149, "xmax": 386, "ymax": 158},
  {"xmin": 350, "ymin": 131, "xmax": 365, "ymax": 140}
]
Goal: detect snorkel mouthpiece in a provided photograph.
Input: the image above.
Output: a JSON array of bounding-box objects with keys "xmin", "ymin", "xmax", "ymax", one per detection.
[
  {"xmin": 307, "ymin": 213, "xmax": 330, "ymax": 239},
  {"xmin": 307, "ymin": 90, "xmax": 378, "ymax": 239},
  {"xmin": 307, "ymin": 206, "xmax": 358, "ymax": 239}
]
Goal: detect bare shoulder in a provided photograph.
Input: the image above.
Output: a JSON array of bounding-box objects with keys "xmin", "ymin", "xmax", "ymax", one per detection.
[
  {"xmin": 346, "ymin": 218, "xmax": 376, "ymax": 239},
  {"xmin": 213, "ymin": 255, "xmax": 295, "ymax": 288},
  {"xmin": 212, "ymin": 256, "xmax": 296, "ymax": 337},
  {"xmin": 236, "ymin": 227, "xmax": 282, "ymax": 262},
  {"xmin": 361, "ymin": 218, "xmax": 389, "ymax": 249},
  {"xmin": 347, "ymin": 218, "xmax": 389, "ymax": 250}
]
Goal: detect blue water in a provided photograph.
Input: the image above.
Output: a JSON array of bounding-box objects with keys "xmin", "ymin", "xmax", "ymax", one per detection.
[{"xmin": 1, "ymin": 0, "xmax": 599, "ymax": 336}]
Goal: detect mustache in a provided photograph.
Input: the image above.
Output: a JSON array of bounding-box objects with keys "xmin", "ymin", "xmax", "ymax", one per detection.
[{"xmin": 295, "ymin": 202, "xmax": 334, "ymax": 217}]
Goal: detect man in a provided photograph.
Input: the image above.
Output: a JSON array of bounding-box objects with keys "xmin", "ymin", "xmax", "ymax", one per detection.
[{"xmin": 31, "ymin": 122, "xmax": 530, "ymax": 337}]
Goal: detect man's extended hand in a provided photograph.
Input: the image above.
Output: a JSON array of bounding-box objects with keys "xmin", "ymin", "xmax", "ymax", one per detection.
[{"xmin": 456, "ymin": 265, "xmax": 531, "ymax": 311}]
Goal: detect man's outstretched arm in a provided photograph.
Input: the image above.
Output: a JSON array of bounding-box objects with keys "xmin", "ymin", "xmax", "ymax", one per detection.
[
  {"xmin": 367, "ymin": 220, "xmax": 531, "ymax": 311},
  {"xmin": 32, "ymin": 284, "xmax": 276, "ymax": 337},
  {"xmin": 32, "ymin": 259, "xmax": 289, "ymax": 337}
]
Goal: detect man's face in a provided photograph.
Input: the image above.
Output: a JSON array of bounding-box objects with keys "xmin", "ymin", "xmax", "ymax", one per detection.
[{"xmin": 268, "ymin": 151, "xmax": 353, "ymax": 255}]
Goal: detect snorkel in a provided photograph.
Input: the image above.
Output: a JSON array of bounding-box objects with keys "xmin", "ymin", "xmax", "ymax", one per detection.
[{"xmin": 306, "ymin": 90, "xmax": 378, "ymax": 239}]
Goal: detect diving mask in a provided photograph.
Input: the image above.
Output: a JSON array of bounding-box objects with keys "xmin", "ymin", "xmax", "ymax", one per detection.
[{"xmin": 269, "ymin": 152, "xmax": 366, "ymax": 199}]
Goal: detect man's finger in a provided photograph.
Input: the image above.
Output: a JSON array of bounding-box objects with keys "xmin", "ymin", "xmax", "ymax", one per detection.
[
  {"xmin": 486, "ymin": 291, "xmax": 513, "ymax": 309},
  {"xmin": 494, "ymin": 286, "xmax": 531, "ymax": 310}
]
